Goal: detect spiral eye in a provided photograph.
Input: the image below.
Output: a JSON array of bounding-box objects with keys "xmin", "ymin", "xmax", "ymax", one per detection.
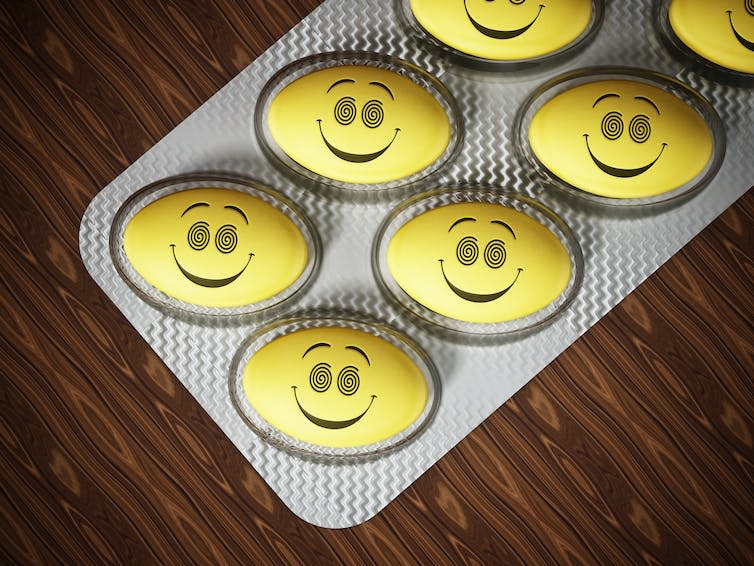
[
  {"xmin": 334, "ymin": 96, "xmax": 357, "ymax": 125},
  {"xmin": 456, "ymin": 236, "xmax": 479, "ymax": 266},
  {"xmin": 746, "ymin": 0, "xmax": 754, "ymax": 16},
  {"xmin": 484, "ymin": 239, "xmax": 507, "ymax": 269},
  {"xmin": 601, "ymin": 111, "xmax": 624, "ymax": 140},
  {"xmin": 337, "ymin": 366, "xmax": 360, "ymax": 396},
  {"xmin": 214, "ymin": 224, "xmax": 237, "ymax": 254},
  {"xmin": 187, "ymin": 221, "xmax": 210, "ymax": 250},
  {"xmin": 309, "ymin": 363, "xmax": 332, "ymax": 392},
  {"xmin": 629, "ymin": 114, "xmax": 651, "ymax": 144},
  {"xmin": 361, "ymin": 100, "xmax": 384, "ymax": 128}
]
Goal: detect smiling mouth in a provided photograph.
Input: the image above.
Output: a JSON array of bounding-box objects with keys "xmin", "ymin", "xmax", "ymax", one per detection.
[
  {"xmin": 439, "ymin": 259, "xmax": 522, "ymax": 303},
  {"xmin": 727, "ymin": 11, "xmax": 754, "ymax": 51},
  {"xmin": 584, "ymin": 135, "xmax": 667, "ymax": 178},
  {"xmin": 317, "ymin": 120, "xmax": 400, "ymax": 163},
  {"xmin": 170, "ymin": 245, "xmax": 252, "ymax": 288},
  {"xmin": 464, "ymin": 1, "xmax": 544, "ymax": 39},
  {"xmin": 292, "ymin": 386, "xmax": 376, "ymax": 429}
]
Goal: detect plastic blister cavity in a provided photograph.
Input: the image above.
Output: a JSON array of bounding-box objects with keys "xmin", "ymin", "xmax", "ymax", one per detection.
[
  {"xmin": 397, "ymin": 0, "xmax": 604, "ymax": 70},
  {"xmin": 229, "ymin": 316, "xmax": 440, "ymax": 459},
  {"xmin": 515, "ymin": 67, "xmax": 726, "ymax": 207},
  {"xmin": 657, "ymin": 0, "xmax": 754, "ymax": 86},
  {"xmin": 374, "ymin": 188, "xmax": 583, "ymax": 335},
  {"xmin": 110, "ymin": 173, "xmax": 320, "ymax": 318},
  {"xmin": 255, "ymin": 51, "xmax": 462, "ymax": 192}
]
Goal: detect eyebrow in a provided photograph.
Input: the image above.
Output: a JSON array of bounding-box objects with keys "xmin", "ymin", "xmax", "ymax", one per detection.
[
  {"xmin": 181, "ymin": 202, "xmax": 210, "ymax": 217},
  {"xmin": 327, "ymin": 79, "xmax": 355, "ymax": 93},
  {"xmin": 491, "ymin": 220, "xmax": 516, "ymax": 239},
  {"xmin": 369, "ymin": 81, "xmax": 394, "ymax": 100},
  {"xmin": 224, "ymin": 205, "xmax": 248, "ymax": 224},
  {"xmin": 346, "ymin": 345, "xmax": 370, "ymax": 366},
  {"xmin": 634, "ymin": 96, "xmax": 660, "ymax": 115},
  {"xmin": 592, "ymin": 93, "xmax": 620, "ymax": 107},
  {"xmin": 448, "ymin": 217, "xmax": 476, "ymax": 232},
  {"xmin": 303, "ymin": 343, "xmax": 330, "ymax": 358}
]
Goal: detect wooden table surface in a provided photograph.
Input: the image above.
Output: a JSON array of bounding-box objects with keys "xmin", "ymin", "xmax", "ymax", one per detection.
[{"xmin": 1, "ymin": 1, "xmax": 752, "ymax": 563}]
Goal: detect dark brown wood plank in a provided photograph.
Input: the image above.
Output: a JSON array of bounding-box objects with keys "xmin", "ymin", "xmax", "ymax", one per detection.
[{"xmin": 1, "ymin": 1, "xmax": 752, "ymax": 563}]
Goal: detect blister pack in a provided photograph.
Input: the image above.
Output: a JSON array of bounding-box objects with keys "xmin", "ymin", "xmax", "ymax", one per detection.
[{"xmin": 80, "ymin": 0, "xmax": 753, "ymax": 527}]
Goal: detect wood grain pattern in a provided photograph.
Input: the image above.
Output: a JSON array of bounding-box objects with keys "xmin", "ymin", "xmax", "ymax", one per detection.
[{"xmin": 1, "ymin": 1, "xmax": 752, "ymax": 563}]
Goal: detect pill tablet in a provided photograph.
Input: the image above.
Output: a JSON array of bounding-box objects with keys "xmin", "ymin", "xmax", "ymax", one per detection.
[
  {"xmin": 115, "ymin": 177, "xmax": 317, "ymax": 316},
  {"xmin": 257, "ymin": 53, "xmax": 460, "ymax": 190},
  {"xmin": 376, "ymin": 190, "xmax": 582, "ymax": 335},
  {"xmin": 405, "ymin": 0, "xmax": 602, "ymax": 67},
  {"xmin": 519, "ymin": 69, "xmax": 725, "ymax": 204},
  {"xmin": 668, "ymin": 0, "xmax": 754, "ymax": 76},
  {"xmin": 232, "ymin": 319, "xmax": 439, "ymax": 456}
]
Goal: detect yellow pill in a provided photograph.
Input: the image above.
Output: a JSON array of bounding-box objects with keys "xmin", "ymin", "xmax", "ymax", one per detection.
[
  {"xmin": 242, "ymin": 327, "xmax": 430, "ymax": 448},
  {"xmin": 267, "ymin": 65, "xmax": 452, "ymax": 185},
  {"xmin": 669, "ymin": 0, "xmax": 754, "ymax": 75},
  {"xmin": 387, "ymin": 202, "xmax": 572, "ymax": 324},
  {"xmin": 408, "ymin": 0, "xmax": 594, "ymax": 62},
  {"xmin": 123, "ymin": 188, "xmax": 309, "ymax": 309},
  {"xmin": 528, "ymin": 79, "xmax": 714, "ymax": 199}
]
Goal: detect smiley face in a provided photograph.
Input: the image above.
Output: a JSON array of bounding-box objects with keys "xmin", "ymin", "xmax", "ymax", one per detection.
[
  {"xmin": 123, "ymin": 188, "xmax": 309, "ymax": 308},
  {"xmin": 408, "ymin": 0, "xmax": 594, "ymax": 62},
  {"xmin": 528, "ymin": 79, "xmax": 715, "ymax": 199},
  {"xmin": 242, "ymin": 327, "xmax": 430, "ymax": 448},
  {"xmin": 267, "ymin": 65, "xmax": 452, "ymax": 185},
  {"xmin": 440, "ymin": 218, "xmax": 523, "ymax": 303},
  {"xmin": 669, "ymin": 0, "xmax": 754, "ymax": 74},
  {"xmin": 386, "ymin": 202, "xmax": 572, "ymax": 324}
]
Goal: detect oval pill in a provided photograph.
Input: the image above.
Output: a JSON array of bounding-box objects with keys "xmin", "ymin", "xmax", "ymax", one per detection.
[
  {"xmin": 123, "ymin": 188, "xmax": 309, "ymax": 308},
  {"xmin": 267, "ymin": 65, "xmax": 452, "ymax": 185},
  {"xmin": 242, "ymin": 326, "xmax": 430, "ymax": 448},
  {"xmin": 669, "ymin": 0, "xmax": 754, "ymax": 75},
  {"xmin": 408, "ymin": 0, "xmax": 594, "ymax": 62},
  {"xmin": 528, "ymin": 79, "xmax": 714, "ymax": 199},
  {"xmin": 386, "ymin": 202, "xmax": 572, "ymax": 324}
]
